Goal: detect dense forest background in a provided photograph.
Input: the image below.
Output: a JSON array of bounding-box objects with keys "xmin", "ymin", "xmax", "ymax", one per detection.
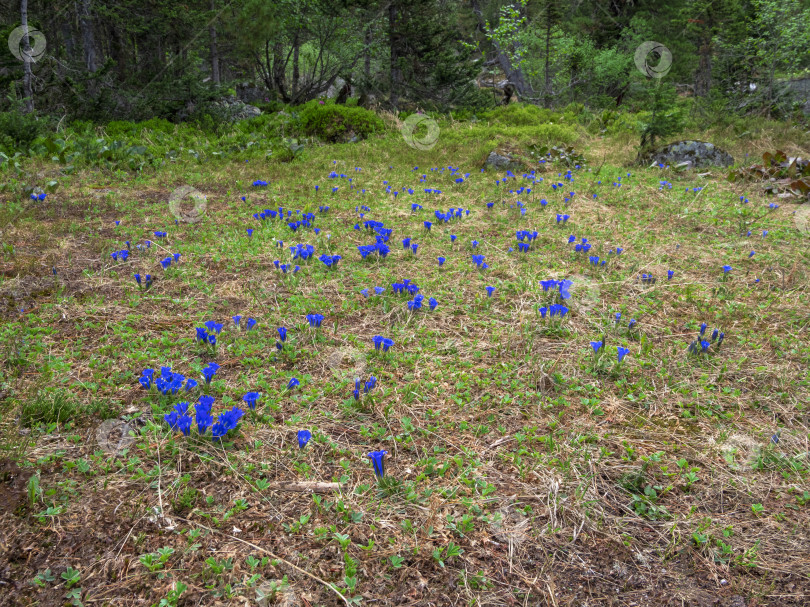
[{"xmin": 1, "ymin": 0, "xmax": 809, "ymax": 126}]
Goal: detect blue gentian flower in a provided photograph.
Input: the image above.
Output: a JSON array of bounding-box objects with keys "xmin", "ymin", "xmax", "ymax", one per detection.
[
  {"xmin": 134, "ymin": 273, "xmax": 142, "ymax": 286},
  {"xmin": 411, "ymin": 243, "xmax": 418, "ymax": 254},
  {"xmin": 364, "ymin": 376, "xmax": 377, "ymax": 393},
  {"xmin": 247, "ymin": 228, "xmax": 254, "ymax": 238},
  {"xmin": 429, "ymin": 297, "xmax": 438, "ymax": 311},
  {"xmin": 211, "ymin": 406, "xmax": 245, "ymax": 440},
  {"xmin": 196, "ymin": 409, "xmax": 214, "ymax": 435},
  {"xmin": 367, "ymin": 450, "xmax": 388, "ymax": 478},
  {"xmin": 700, "ymin": 340, "xmax": 711, "ymax": 352},
  {"xmin": 185, "ymin": 378, "xmax": 198, "ymax": 391},
  {"xmin": 177, "ymin": 415, "xmax": 193, "ymax": 436},
  {"xmin": 287, "ymin": 377, "xmax": 300, "ymax": 390},
  {"xmin": 233, "ymin": 315, "xmax": 241, "ymax": 328},
  {"xmin": 722, "ymin": 265, "xmax": 732, "ymax": 274},
  {"xmin": 374, "ymin": 286, "xmax": 385, "ymax": 295},
  {"xmin": 450, "ymin": 234, "xmax": 456, "ymax": 242},
  {"xmin": 205, "ymin": 320, "xmax": 224, "ymax": 335},
  {"xmin": 139, "ymin": 368, "xmax": 154, "ymax": 389},
  {"xmin": 247, "ymin": 318, "xmax": 257, "ymax": 331},
  {"xmin": 628, "ymin": 319, "xmax": 636, "ymax": 329},
  {"xmin": 749, "ymin": 251, "xmax": 755, "ymax": 258},
  {"xmin": 160, "ymin": 257, "xmax": 171, "ymax": 270},
  {"xmin": 381, "ymin": 337, "xmax": 393, "ymax": 352},
  {"xmin": 243, "ymin": 392, "xmax": 260, "ymax": 410},
  {"xmin": 617, "ymin": 347, "xmax": 629, "ymax": 362},
  {"xmin": 486, "ymin": 286, "xmax": 495, "ymax": 297},
  {"xmin": 373, "ymin": 335, "xmax": 383, "ymax": 350},
  {"xmin": 615, "ymin": 312, "xmax": 621, "ymax": 323},
  {"xmin": 667, "ymin": 270, "xmax": 674, "ymax": 280},
  {"xmin": 591, "ymin": 341, "xmax": 603, "ymax": 354},
  {"xmin": 699, "ymin": 322, "xmax": 707, "ymax": 336},
  {"xmin": 298, "ymin": 429, "xmax": 312, "ymax": 449},
  {"xmin": 202, "ymin": 362, "xmax": 219, "ymax": 385},
  {"xmin": 424, "ymin": 221, "xmax": 432, "ymax": 231}
]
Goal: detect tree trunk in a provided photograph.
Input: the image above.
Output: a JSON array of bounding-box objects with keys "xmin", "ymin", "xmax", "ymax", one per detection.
[
  {"xmin": 543, "ymin": 18, "xmax": 552, "ymax": 107},
  {"xmin": 60, "ymin": 17, "xmax": 77, "ymax": 63},
  {"xmin": 272, "ymin": 41, "xmax": 289, "ymax": 102},
  {"xmin": 20, "ymin": 0, "xmax": 34, "ymax": 113},
  {"xmin": 469, "ymin": 0, "xmax": 533, "ymax": 98},
  {"xmin": 364, "ymin": 24, "xmax": 372, "ymax": 81},
  {"xmin": 209, "ymin": 0, "xmax": 220, "ymax": 84},
  {"xmin": 388, "ymin": 1, "xmax": 401, "ymax": 108},
  {"xmin": 694, "ymin": 39, "xmax": 712, "ymax": 97},
  {"xmin": 292, "ymin": 30, "xmax": 300, "ymax": 100},
  {"xmin": 79, "ymin": 0, "xmax": 97, "ymax": 73}
]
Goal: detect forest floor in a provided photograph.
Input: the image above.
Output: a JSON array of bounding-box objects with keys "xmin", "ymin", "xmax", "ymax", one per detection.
[{"xmin": 0, "ymin": 116, "xmax": 809, "ymax": 607}]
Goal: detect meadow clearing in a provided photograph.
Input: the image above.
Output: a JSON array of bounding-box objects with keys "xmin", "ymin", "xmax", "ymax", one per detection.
[{"xmin": 0, "ymin": 110, "xmax": 808, "ymax": 607}]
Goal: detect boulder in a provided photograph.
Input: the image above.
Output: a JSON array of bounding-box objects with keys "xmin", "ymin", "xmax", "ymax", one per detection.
[
  {"xmin": 642, "ymin": 140, "xmax": 734, "ymax": 168},
  {"xmin": 485, "ymin": 150, "xmax": 522, "ymax": 171}
]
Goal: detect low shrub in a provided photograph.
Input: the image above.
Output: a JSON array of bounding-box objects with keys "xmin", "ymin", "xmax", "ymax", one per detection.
[
  {"xmin": 479, "ymin": 103, "xmax": 558, "ymax": 127},
  {"xmin": 298, "ymin": 100, "xmax": 385, "ymax": 142}
]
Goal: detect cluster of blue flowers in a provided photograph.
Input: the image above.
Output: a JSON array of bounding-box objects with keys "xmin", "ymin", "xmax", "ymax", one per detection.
[
  {"xmin": 274, "ymin": 261, "xmax": 300, "ymax": 274},
  {"xmin": 196, "ymin": 320, "xmax": 224, "ymax": 346},
  {"xmin": 372, "ymin": 335, "xmax": 394, "ymax": 352},
  {"xmin": 319, "ymin": 254, "xmax": 341, "ymax": 268},
  {"xmin": 571, "ymin": 237, "xmax": 593, "ymax": 253},
  {"xmin": 538, "ymin": 304, "xmax": 569, "ymax": 318},
  {"xmin": 358, "ymin": 239, "xmax": 390, "ymax": 259},
  {"xmin": 353, "ymin": 375, "xmax": 377, "ymax": 400},
  {"xmin": 688, "ymin": 323, "xmax": 726, "ymax": 354},
  {"xmin": 139, "ymin": 366, "xmax": 198, "ymax": 394},
  {"xmin": 471, "ymin": 254, "xmax": 488, "ymax": 269},
  {"xmin": 539, "ymin": 279, "xmax": 573, "ymax": 300},
  {"xmin": 164, "ymin": 395, "xmax": 245, "ymax": 440},
  {"xmin": 133, "ymin": 273, "xmax": 153, "ymax": 290},
  {"xmin": 306, "ymin": 313, "xmax": 324, "ymax": 328}
]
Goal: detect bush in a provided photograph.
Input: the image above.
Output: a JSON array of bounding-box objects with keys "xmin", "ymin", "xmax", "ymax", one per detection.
[
  {"xmin": 479, "ymin": 103, "xmax": 558, "ymax": 127},
  {"xmin": 0, "ymin": 110, "xmax": 51, "ymax": 155},
  {"xmin": 298, "ymin": 100, "xmax": 385, "ymax": 142},
  {"xmin": 105, "ymin": 118, "xmax": 176, "ymax": 138}
]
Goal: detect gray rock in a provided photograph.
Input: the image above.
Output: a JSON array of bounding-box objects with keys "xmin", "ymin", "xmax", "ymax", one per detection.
[
  {"xmin": 485, "ymin": 151, "xmax": 522, "ymax": 171},
  {"xmin": 643, "ymin": 140, "xmax": 735, "ymax": 168},
  {"xmin": 213, "ymin": 97, "xmax": 262, "ymax": 122},
  {"xmin": 327, "ymin": 77, "xmax": 351, "ymax": 99}
]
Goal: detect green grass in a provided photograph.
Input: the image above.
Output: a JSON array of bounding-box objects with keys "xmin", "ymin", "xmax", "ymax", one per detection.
[{"xmin": 0, "ymin": 111, "xmax": 808, "ymax": 606}]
